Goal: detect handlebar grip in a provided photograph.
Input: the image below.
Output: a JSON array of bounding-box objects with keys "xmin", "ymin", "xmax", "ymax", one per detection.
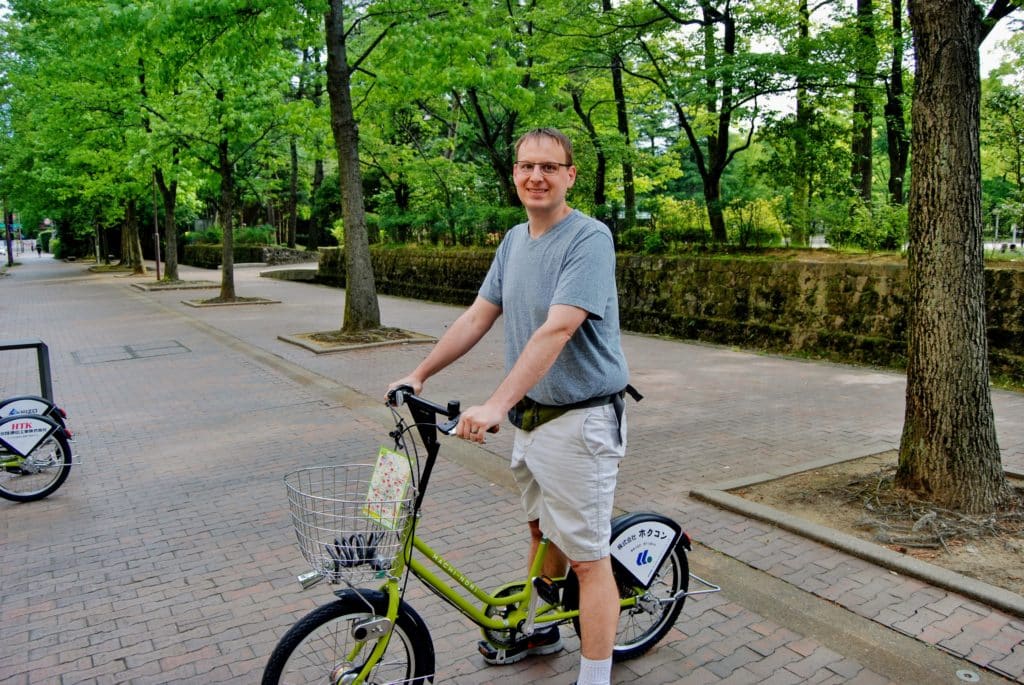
[{"xmin": 387, "ymin": 384, "xmax": 415, "ymax": 406}]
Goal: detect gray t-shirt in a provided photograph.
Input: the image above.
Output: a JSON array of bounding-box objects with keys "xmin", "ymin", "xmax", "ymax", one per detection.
[{"xmin": 479, "ymin": 209, "xmax": 629, "ymax": 406}]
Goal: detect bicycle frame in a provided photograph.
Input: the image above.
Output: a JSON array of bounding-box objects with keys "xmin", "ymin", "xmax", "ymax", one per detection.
[
  {"xmin": 404, "ymin": 529, "xmax": 589, "ymax": 632},
  {"xmin": 331, "ymin": 515, "xmax": 589, "ymax": 685},
  {"xmin": 303, "ymin": 388, "xmax": 718, "ymax": 685}
]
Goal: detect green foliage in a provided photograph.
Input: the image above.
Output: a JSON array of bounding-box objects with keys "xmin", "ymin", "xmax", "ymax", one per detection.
[
  {"xmin": 329, "ymin": 218, "xmax": 345, "ymax": 246},
  {"xmin": 183, "ymin": 243, "xmax": 266, "ymax": 268},
  {"xmin": 616, "ymin": 227, "xmax": 647, "ymax": 253},
  {"xmin": 235, "ymin": 224, "xmax": 275, "ymax": 245},
  {"xmin": 642, "ymin": 231, "xmax": 667, "ymax": 254},
  {"xmin": 825, "ymin": 199, "xmax": 908, "ymax": 251},
  {"xmin": 724, "ymin": 198, "xmax": 788, "ymax": 248},
  {"xmin": 185, "ymin": 226, "xmax": 223, "ymax": 245},
  {"xmin": 649, "ymin": 197, "xmax": 707, "ymax": 236},
  {"xmin": 615, "ymin": 198, "xmax": 712, "ymax": 253},
  {"xmin": 0, "ymin": 0, "xmax": 1015, "ymax": 265},
  {"xmin": 49, "ymin": 237, "xmax": 63, "ymax": 259},
  {"xmin": 616, "ymin": 225, "xmax": 711, "ymax": 255}
]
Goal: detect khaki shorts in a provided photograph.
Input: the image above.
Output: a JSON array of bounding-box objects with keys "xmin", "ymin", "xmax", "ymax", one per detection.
[{"xmin": 510, "ymin": 403, "xmax": 627, "ymax": 562}]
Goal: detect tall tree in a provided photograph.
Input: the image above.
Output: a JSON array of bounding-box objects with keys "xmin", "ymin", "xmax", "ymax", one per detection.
[
  {"xmin": 982, "ymin": 73, "xmax": 1024, "ymax": 195},
  {"xmin": 883, "ymin": 0, "xmax": 909, "ymax": 205},
  {"xmin": 603, "ymin": 0, "xmax": 636, "ymax": 230},
  {"xmin": 143, "ymin": 1, "xmax": 297, "ymax": 300},
  {"xmin": 324, "ymin": 0, "xmax": 384, "ymax": 331},
  {"xmin": 850, "ymin": 0, "xmax": 878, "ymax": 203},
  {"xmin": 897, "ymin": 0, "xmax": 1019, "ymax": 513},
  {"xmin": 634, "ymin": 0, "xmax": 793, "ymax": 241},
  {"xmin": 138, "ymin": 55, "xmax": 182, "ymax": 281}
]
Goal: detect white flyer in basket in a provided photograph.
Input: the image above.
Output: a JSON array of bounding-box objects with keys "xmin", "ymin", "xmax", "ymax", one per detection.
[{"xmin": 364, "ymin": 446, "xmax": 413, "ymax": 530}]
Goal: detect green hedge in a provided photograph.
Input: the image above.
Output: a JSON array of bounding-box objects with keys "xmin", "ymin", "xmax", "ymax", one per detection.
[{"xmin": 183, "ymin": 244, "xmax": 268, "ymax": 269}]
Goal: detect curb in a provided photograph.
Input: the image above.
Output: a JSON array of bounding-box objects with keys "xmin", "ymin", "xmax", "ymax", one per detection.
[
  {"xmin": 277, "ymin": 333, "xmax": 438, "ymax": 354},
  {"xmin": 689, "ymin": 486, "xmax": 1024, "ymax": 620}
]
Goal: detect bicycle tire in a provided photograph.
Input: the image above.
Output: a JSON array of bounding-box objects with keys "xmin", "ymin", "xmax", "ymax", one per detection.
[
  {"xmin": 262, "ymin": 590, "xmax": 434, "ymax": 685},
  {"xmin": 0, "ymin": 426, "xmax": 72, "ymax": 502},
  {"xmin": 562, "ymin": 539, "xmax": 689, "ymax": 661}
]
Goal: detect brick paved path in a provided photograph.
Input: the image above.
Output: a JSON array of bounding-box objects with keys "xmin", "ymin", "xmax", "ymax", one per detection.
[{"xmin": 1, "ymin": 258, "xmax": 1022, "ymax": 684}]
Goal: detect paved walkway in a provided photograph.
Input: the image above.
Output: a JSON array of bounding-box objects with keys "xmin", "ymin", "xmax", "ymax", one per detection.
[{"xmin": 1, "ymin": 256, "xmax": 1022, "ymax": 684}]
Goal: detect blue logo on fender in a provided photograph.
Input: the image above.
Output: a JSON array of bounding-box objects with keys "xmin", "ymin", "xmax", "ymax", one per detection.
[
  {"xmin": 6, "ymin": 407, "xmax": 38, "ymax": 416},
  {"xmin": 636, "ymin": 549, "xmax": 653, "ymax": 566}
]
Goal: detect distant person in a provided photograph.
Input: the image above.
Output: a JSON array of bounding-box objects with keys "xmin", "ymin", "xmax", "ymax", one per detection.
[{"xmin": 37, "ymin": 244, "xmax": 43, "ymax": 258}]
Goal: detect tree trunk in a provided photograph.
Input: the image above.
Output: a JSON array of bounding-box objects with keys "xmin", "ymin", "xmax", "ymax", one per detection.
[
  {"xmin": 704, "ymin": 179, "xmax": 726, "ymax": 243},
  {"xmin": 703, "ymin": 3, "xmax": 733, "ymax": 243},
  {"xmin": 119, "ymin": 223, "xmax": 129, "ymax": 265},
  {"xmin": 99, "ymin": 224, "xmax": 109, "ymax": 265},
  {"xmin": 884, "ymin": 0, "xmax": 910, "ymax": 205},
  {"xmin": 612, "ymin": 57, "xmax": 635, "ymax": 232},
  {"xmin": 325, "ymin": 0, "xmax": 381, "ymax": 331},
  {"xmin": 218, "ymin": 135, "xmax": 237, "ymax": 301},
  {"xmin": 897, "ymin": 0, "xmax": 1011, "ymax": 513},
  {"xmin": 288, "ymin": 137, "xmax": 299, "ymax": 249},
  {"xmin": 125, "ymin": 198, "xmax": 146, "ymax": 275},
  {"xmin": 570, "ymin": 90, "xmax": 607, "ymax": 214},
  {"xmin": 466, "ymin": 88, "xmax": 519, "ymax": 208},
  {"xmin": 155, "ymin": 166, "xmax": 179, "ymax": 281},
  {"xmin": 307, "ymin": 158, "xmax": 325, "ymax": 251},
  {"xmin": 851, "ymin": 0, "xmax": 877, "ymax": 203},
  {"xmin": 789, "ymin": 0, "xmax": 813, "ymax": 246}
]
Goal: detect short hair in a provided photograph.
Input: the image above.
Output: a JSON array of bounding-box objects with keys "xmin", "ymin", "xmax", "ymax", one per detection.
[{"xmin": 514, "ymin": 128, "xmax": 574, "ymax": 166}]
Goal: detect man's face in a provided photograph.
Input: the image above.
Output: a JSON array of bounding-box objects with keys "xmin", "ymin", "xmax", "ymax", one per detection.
[{"xmin": 513, "ymin": 136, "xmax": 577, "ymax": 214}]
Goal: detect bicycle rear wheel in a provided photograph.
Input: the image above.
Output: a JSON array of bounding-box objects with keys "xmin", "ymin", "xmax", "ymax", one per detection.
[
  {"xmin": 0, "ymin": 430, "xmax": 72, "ymax": 502},
  {"xmin": 262, "ymin": 590, "xmax": 434, "ymax": 685},
  {"xmin": 563, "ymin": 540, "xmax": 689, "ymax": 661}
]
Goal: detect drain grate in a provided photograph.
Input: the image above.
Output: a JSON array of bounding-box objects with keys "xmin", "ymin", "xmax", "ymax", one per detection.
[{"xmin": 72, "ymin": 341, "xmax": 191, "ymax": 365}]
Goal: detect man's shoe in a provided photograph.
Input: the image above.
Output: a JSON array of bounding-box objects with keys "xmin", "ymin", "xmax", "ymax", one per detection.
[{"xmin": 477, "ymin": 626, "xmax": 563, "ymax": 665}]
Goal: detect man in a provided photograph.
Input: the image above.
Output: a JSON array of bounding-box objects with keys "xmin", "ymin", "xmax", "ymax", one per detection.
[{"xmin": 390, "ymin": 127, "xmax": 630, "ymax": 685}]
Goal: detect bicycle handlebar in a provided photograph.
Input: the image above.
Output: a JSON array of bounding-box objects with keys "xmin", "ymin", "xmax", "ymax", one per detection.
[{"xmin": 386, "ymin": 385, "xmax": 498, "ymax": 435}]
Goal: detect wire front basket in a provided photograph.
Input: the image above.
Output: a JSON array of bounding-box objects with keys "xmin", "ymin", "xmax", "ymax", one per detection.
[{"xmin": 285, "ymin": 464, "xmax": 415, "ymax": 585}]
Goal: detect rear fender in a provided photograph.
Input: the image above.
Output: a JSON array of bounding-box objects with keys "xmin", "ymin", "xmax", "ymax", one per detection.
[{"xmin": 609, "ymin": 512, "xmax": 689, "ymax": 590}]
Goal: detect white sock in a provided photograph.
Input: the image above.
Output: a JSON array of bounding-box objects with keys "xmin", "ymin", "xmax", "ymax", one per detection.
[{"xmin": 577, "ymin": 655, "xmax": 612, "ymax": 685}]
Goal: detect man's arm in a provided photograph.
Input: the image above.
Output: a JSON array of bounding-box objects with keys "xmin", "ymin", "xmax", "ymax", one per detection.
[
  {"xmin": 456, "ymin": 303, "xmax": 588, "ymax": 441},
  {"xmin": 389, "ymin": 296, "xmax": 502, "ymax": 394}
]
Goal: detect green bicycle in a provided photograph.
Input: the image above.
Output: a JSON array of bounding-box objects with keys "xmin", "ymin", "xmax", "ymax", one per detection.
[{"xmin": 262, "ymin": 386, "xmax": 719, "ymax": 684}]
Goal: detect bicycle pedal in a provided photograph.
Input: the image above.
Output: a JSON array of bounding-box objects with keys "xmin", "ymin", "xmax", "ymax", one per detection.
[{"xmin": 533, "ymin": 576, "xmax": 560, "ymax": 605}]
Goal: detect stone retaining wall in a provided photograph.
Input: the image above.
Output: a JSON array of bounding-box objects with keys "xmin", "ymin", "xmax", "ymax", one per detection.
[{"xmin": 316, "ymin": 247, "xmax": 1024, "ymax": 380}]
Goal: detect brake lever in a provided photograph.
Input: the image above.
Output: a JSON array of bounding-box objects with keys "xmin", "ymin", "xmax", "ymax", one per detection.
[{"xmin": 438, "ymin": 417, "xmax": 499, "ymax": 436}]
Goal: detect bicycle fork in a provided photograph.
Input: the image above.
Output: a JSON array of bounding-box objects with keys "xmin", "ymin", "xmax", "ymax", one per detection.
[{"xmin": 327, "ymin": 583, "xmax": 402, "ymax": 685}]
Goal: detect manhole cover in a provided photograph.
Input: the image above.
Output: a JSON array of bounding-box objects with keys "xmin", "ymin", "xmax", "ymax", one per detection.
[{"xmin": 72, "ymin": 341, "xmax": 191, "ymax": 364}]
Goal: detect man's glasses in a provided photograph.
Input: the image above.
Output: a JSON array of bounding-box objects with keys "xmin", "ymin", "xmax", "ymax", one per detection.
[{"xmin": 514, "ymin": 161, "xmax": 572, "ymax": 176}]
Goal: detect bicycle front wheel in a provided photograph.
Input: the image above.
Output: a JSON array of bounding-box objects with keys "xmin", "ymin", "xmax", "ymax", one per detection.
[
  {"xmin": 262, "ymin": 590, "xmax": 434, "ymax": 685},
  {"xmin": 0, "ymin": 430, "xmax": 72, "ymax": 502}
]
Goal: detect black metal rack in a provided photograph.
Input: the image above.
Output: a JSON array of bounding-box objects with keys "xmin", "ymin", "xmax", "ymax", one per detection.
[{"xmin": 0, "ymin": 339, "xmax": 54, "ymax": 401}]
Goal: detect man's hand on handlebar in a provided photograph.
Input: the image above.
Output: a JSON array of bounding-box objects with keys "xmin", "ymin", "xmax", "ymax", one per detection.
[
  {"xmin": 455, "ymin": 403, "xmax": 502, "ymax": 444},
  {"xmin": 387, "ymin": 376, "xmax": 423, "ymax": 401},
  {"xmin": 386, "ymin": 383, "xmax": 500, "ymax": 442}
]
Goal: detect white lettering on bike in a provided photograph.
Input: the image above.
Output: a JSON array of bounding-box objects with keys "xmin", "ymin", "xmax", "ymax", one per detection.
[{"xmin": 430, "ymin": 550, "xmax": 479, "ymax": 595}]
